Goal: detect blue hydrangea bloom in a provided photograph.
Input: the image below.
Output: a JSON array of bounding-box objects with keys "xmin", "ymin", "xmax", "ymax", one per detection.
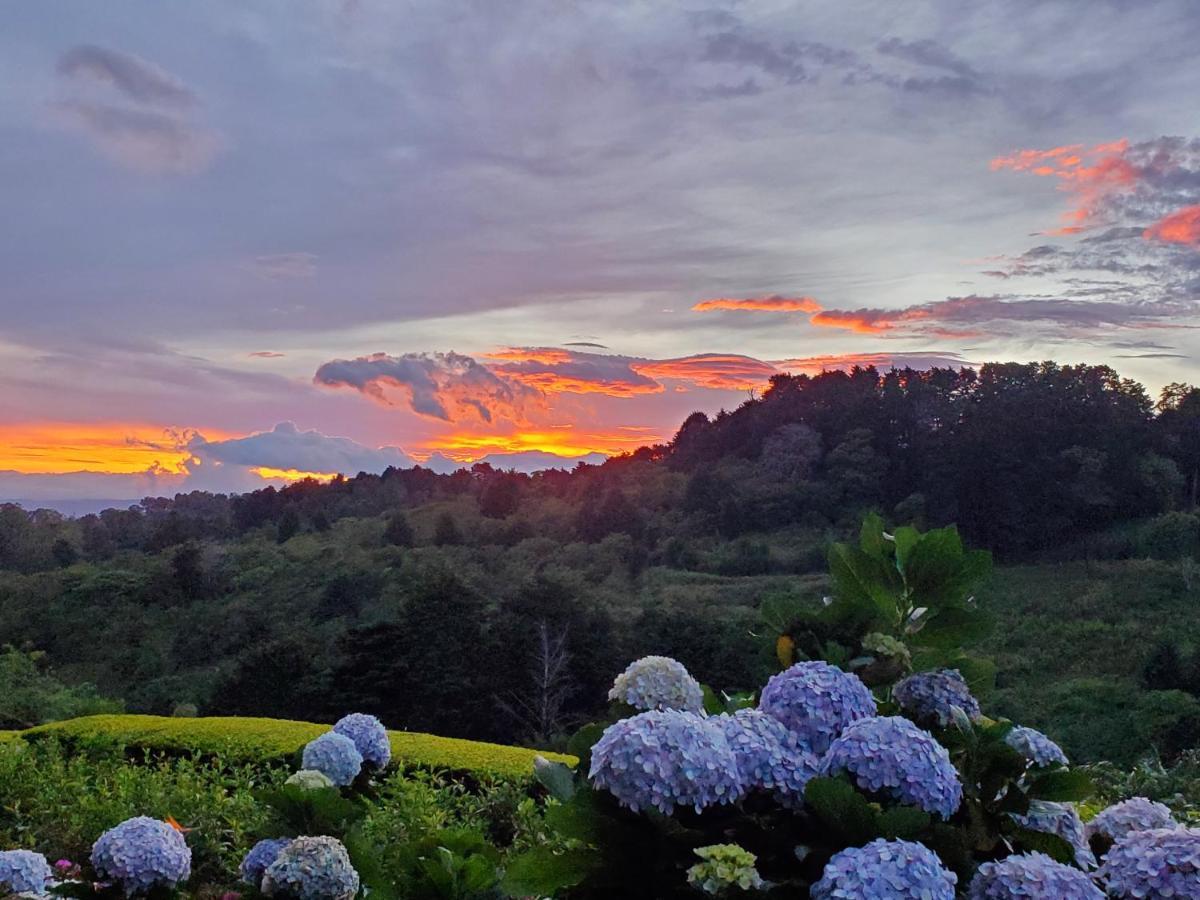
[
  {"xmin": 301, "ymin": 731, "xmax": 363, "ymax": 787},
  {"xmin": 0, "ymin": 850, "xmax": 52, "ymax": 896},
  {"xmin": 759, "ymin": 660, "xmax": 877, "ymax": 754},
  {"xmin": 240, "ymin": 838, "xmax": 293, "ymax": 887},
  {"xmin": 1005, "ymin": 726, "xmax": 1069, "ymax": 768},
  {"xmin": 261, "ymin": 836, "xmax": 360, "ymax": 900},
  {"xmin": 969, "ymin": 852, "xmax": 1104, "ymax": 898},
  {"xmin": 893, "ymin": 668, "xmax": 982, "ymax": 728},
  {"xmin": 820, "ymin": 715, "xmax": 963, "ymax": 819},
  {"xmin": 1098, "ymin": 827, "xmax": 1200, "ymax": 899},
  {"xmin": 90, "ymin": 816, "xmax": 192, "ymax": 896},
  {"xmin": 589, "ymin": 709, "xmax": 743, "ymax": 814},
  {"xmin": 608, "ymin": 656, "xmax": 705, "ymax": 713},
  {"xmin": 1086, "ymin": 797, "xmax": 1177, "ymax": 844},
  {"xmin": 715, "ymin": 709, "xmax": 820, "ymax": 807},
  {"xmin": 1011, "ymin": 801, "xmax": 1096, "ymax": 870},
  {"xmin": 333, "ymin": 712, "xmax": 392, "ymax": 769},
  {"xmin": 812, "ymin": 838, "xmax": 957, "ymax": 899}
]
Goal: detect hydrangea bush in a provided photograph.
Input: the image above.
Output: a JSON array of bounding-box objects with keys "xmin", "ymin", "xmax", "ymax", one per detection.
[
  {"xmin": 685, "ymin": 844, "xmax": 765, "ymax": 895},
  {"xmin": 0, "ymin": 849, "xmax": 52, "ymax": 896},
  {"xmin": 811, "ymin": 839, "xmax": 957, "ymax": 900},
  {"xmin": 261, "ymin": 835, "xmax": 360, "ymax": 900},
  {"xmin": 758, "ymin": 660, "xmax": 877, "ymax": 754},
  {"xmin": 607, "ymin": 655, "xmax": 705, "ymax": 713},
  {"xmin": 1005, "ymin": 725, "xmax": 1069, "ymax": 768},
  {"xmin": 893, "ymin": 668, "xmax": 982, "ymax": 728},
  {"xmin": 90, "ymin": 816, "xmax": 192, "ymax": 896},
  {"xmin": 301, "ymin": 731, "xmax": 363, "ymax": 787},
  {"xmin": 240, "ymin": 837, "xmax": 293, "ymax": 888},
  {"xmin": 588, "ymin": 709, "xmax": 742, "ymax": 814},
  {"xmin": 1097, "ymin": 827, "xmax": 1200, "ymax": 898},
  {"xmin": 333, "ymin": 712, "xmax": 392, "ymax": 769},
  {"xmin": 820, "ymin": 716, "xmax": 963, "ymax": 818},
  {"xmin": 968, "ymin": 852, "xmax": 1104, "ymax": 899},
  {"xmin": 716, "ymin": 708, "xmax": 820, "ymax": 807},
  {"xmin": 1086, "ymin": 796, "xmax": 1177, "ymax": 844}
]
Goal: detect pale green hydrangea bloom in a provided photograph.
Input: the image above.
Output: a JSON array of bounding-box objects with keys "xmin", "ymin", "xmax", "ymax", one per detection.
[{"xmin": 686, "ymin": 844, "xmax": 765, "ymax": 895}]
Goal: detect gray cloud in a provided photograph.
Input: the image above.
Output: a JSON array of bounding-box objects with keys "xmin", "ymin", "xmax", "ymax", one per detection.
[
  {"xmin": 57, "ymin": 45, "xmax": 196, "ymax": 109},
  {"xmin": 52, "ymin": 100, "xmax": 220, "ymax": 175},
  {"xmin": 51, "ymin": 44, "xmax": 219, "ymax": 175},
  {"xmin": 251, "ymin": 252, "xmax": 318, "ymax": 280},
  {"xmin": 189, "ymin": 421, "xmax": 415, "ymax": 474}
]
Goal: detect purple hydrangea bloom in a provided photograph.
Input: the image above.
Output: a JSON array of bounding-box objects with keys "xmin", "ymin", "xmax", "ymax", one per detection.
[
  {"xmin": 969, "ymin": 852, "xmax": 1104, "ymax": 898},
  {"xmin": 0, "ymin": 849, "xmax": 52, "ymax": 895},
  {"xmin": 1011, "ymin": 801, "xmax": 1096, "ymax": 870},
  {"xmin": 301, "ymin": 731, "xmax": 363, "ymax": 787},
  {"xmin": 820, "ymin": 715, "xmax": 963, "ymax": 819},
  {"xmin": 715, "ymin": 709, "xmax": 820, "ymax": 807},
  {"xmin": 1086, "ymin": 797, "xmax": 1177, "ymax": 844},
  {"xmin": 239, "ymin": 838, "xmax": 293, "ymax": 887},
  {"xmin": 1098, "ymin": 827, "xmax": 1200, "ymax": 899},
  {"xmin": 893, "ymin": 668, "xmax": 982, "ymax": 728},
  {"xmin": 759, "ymin": 661, "xmax": 877, "ymax": 754},
  {"xmin": 608, "ymin": 656, "xmax": 705, "ymax": 713},
  {"xmin": 588, "ymin": 710, "xmax": 743, "ymax": 814},
  {"xmin": 90, "ymin": 816, "xmax": 192, "ymax": 896},
  {"xmin": 812, "ymin": 838, "xmax": 957, "ymax": 899},
  {"xmin": 1005, "ymin": 726, "xmax": 1069, "ymax": 768},
  {"xmin": 261, "ymin": 836, "xmax": 360, "ymax": 900},
  {"xmin": 333, "ymin": 712, "xmax": 391, "ymax": 769}
]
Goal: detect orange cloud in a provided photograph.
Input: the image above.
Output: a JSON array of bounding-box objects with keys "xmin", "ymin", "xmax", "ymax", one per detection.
[
  {"xmin": 809, "ymin": 308, "xmax": 933, "ymax": 334},
  {"xmin": 692, "ymin": 295, "xmax": 822, "ymax": 313},
  {"xmin": 250, "ymin": 466, "xmax": 338, "ymax": 482},
  {"xmin": 422, "ymin": 425, "xmax": 660, "ymax": 461},
  {"xmin": 990, "ymin": 139, "xmax": 1136, "ymax": 234},
  {"xmin": 0, "ymin": 422, "xmax": 218, "ymax": 475},
  {"xmin": 631, "ymin": 354, "xmax": 778, "ymax": 390},
  {"xmin": 1144, "ymin": 204, "xmax": 1200, "ymax": 246}
]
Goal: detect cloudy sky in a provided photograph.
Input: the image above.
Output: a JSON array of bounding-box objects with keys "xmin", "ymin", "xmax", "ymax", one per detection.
[{"xmin": 3, "ymin": 0, "xmax": 1200, "ymax": 503}]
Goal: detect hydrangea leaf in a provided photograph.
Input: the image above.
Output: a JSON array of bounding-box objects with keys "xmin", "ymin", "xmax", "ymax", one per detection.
[
  {"xmin": 803, "ymin": 776, "xmax": 881, "ymax": 846},
  {"xmin": 1030, "ymin": 768, "xmax": 1094, "ymax": 803},
  {"xmin": 1009, "ymin": 826, "xmax": 1076, "ymax": 865},
  {"xmin": 534, "ymin": 755, "xmax": 576, "ymax": 802},
  {"xmin": 501, "ymin": 847, "xmax": 600, "ymax": 897},
  {"xmin": 878, "ymin": 805, "xmax": 932, "ymax": 841}
]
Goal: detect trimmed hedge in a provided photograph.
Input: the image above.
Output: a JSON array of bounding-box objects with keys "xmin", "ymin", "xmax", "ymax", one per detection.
[{"xmin": 18, "ymin": 715, "xmax": 574, "ymax": 778}]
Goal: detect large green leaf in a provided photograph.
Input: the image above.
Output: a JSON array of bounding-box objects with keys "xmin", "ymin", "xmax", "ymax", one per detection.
[
  {"xmin": 501, "ymin": 847, "xmax": 600, "ymax": 897},
  {"xmin": 533, "ymin": 755, "xmax": 576, "ymax": 802},
  {"xmin": 1009, "ymin": 827, "xmax": 1077, "ymax": 865},
  {"xmin": 892, "ymin": 525, "xmax": 921, "ymax": 569},
  {"xmin": 804, "ymin": 776, "xmax": 881, "ymax": 845},
  {"xmin": 828, "ymin": 543, "xmax": 898, "ymax": 624},
  {"xmin": 909, "ymin": 607, "xmax": 994, "ymax": 649},
  {"xmin": 860, "ymin": 512, "xmax": 887, "ymax": 557},
  {"xmin": 878, "ymin": 805, "xmax": 932, "ymax": 840},
  {"xmin": 1030, "ymin": 768, "xmax": 1095, "ymax": 803}
]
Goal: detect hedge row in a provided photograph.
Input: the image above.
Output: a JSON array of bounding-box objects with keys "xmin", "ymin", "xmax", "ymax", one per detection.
[{"xmin": 16, "ymin": 715, "xmax": 574, "ymax": 778}]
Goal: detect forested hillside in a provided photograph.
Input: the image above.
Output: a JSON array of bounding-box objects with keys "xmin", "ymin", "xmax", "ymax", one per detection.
[{"xmin": 2, "ymin": 362, "xmax": 1199, "ymax": 763}]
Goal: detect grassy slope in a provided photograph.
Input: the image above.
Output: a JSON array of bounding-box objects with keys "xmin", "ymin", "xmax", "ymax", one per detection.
[
  {"xmin": 976, "ymin": 558, "xmax": 1200, "ymax": 764},
  {"xmin": 17, "ymin": 715, "xmax": 573, "ymax": 778}
]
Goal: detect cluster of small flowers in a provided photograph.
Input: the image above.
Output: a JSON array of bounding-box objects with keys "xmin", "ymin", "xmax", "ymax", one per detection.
[
  {"xmin": 90, "ymin": 816, "xmax": 192, "ymax": 896},
  {"xmin": 715, "ymin": 709, "xmax": 820, "ymax": 807},
  {"xmin": 607, "ymin": 655, "xmax": 705, "ymax": 713},
  {"xmin": 588, "ymin": 709, "xmax": 743, "ymax": 814},
  {"xmin": 1086, "ymin": 796, "xmax": 1177, "ymax": 843},
  {"xmin": 1011, "ymin": 801, "xmax": 1096, "ymax": 870},
  {"xmin": 300, "ymin": 712, "xmax": 390, "ymax": 786},
  {"xmin": 811, "ymin": 839, "xmax": 957, "ymax": 900},
  {"xmin": 260, "ymin": 836, "xmax": 360, "ymax": 900},
  {"xmin": 239, "ymin": 837, "xmax": 293, "ymax": 887},
  {"xmin": 759, "ymin": 660, "xmax": 878, "ymax": 754},
  {"xmin": 1005, "ymin": 725, "xmax": 1069, "ymax": 768},
  {"xmin": 685, "ymin": 844, "xmax": 765, "ymax": 895},
  {"xmin": 893, "ymin": 668, "xmax": 982, "ymax": 728},
  {"xmin": 0, "ymin": 849, "xmax": 52, "ymax": 896},
  {"xmin": 968, "ymin": 851, "xmax": 1103, "ymax": 899},
  {"xmin": 820, "ymin": 716, "xmax": 963, "ymax": 819},
  {"xmin": 1097, "ymin": 826, "xmax": 1200, "ymax": 899}
]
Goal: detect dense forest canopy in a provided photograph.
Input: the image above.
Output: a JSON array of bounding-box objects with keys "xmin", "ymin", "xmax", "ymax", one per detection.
[{"xmin": 2, "ymin": 362, "xmax": 1199, "ymax": 762}]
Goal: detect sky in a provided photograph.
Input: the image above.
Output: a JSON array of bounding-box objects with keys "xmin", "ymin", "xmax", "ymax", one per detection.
[{"xmin": 3, "ymin": 0, "xmax": 1200, "ymax": 505}]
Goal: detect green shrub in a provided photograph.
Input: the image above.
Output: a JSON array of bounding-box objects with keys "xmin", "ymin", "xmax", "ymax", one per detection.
[
  {"xmin": 1138, "ymin": 512, "xmax": 1200, "ymax": 560},
  {"xmin": 19, "ymin": 714, "xmax": 574, "ymax": 778}
]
